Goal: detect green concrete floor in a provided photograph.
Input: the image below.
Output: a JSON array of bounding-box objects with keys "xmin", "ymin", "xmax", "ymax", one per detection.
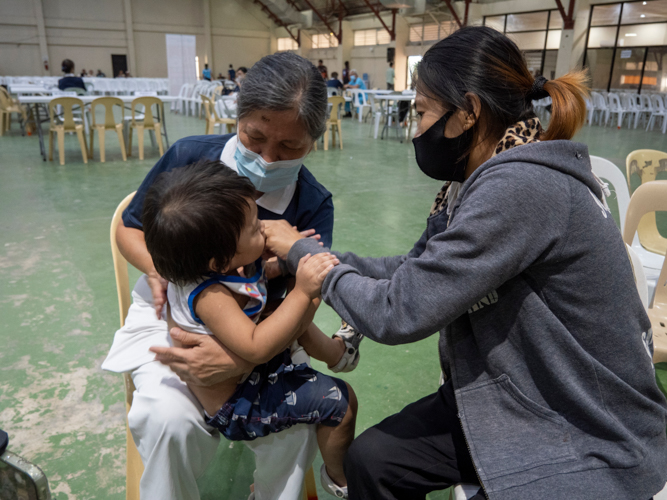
[{"xmin": 1, "ymin": 109, "xmax": 667, "ymax": 500}]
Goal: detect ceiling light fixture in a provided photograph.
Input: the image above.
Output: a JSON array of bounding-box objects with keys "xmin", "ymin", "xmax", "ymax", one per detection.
[
  {"xmin": 641, "ymin": 14, "xmax": 646, "ymax": 17},
  {"xmin": 643, "ymin": 1, "xmax": 647, "ymax": 4},
  {"xmin": 625, "ymin": 33, "xmax": 637, "ymax": 36}
]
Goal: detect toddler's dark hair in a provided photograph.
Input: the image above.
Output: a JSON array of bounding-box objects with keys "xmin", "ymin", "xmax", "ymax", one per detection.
[{"xmin": 143, "ymin": 160, "xmax": 256, "ymax": 285}]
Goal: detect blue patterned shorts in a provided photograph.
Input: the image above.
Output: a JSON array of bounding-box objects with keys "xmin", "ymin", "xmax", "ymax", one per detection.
[{"xmin": 206, "ymin": 349, "xmax": 349, "ymax": 441}]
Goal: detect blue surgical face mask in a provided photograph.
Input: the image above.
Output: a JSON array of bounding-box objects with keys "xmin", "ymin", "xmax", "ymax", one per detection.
[
  {"xmin": 234, "ymin": 138, "xmax": 305, "ymax": 192},
  {"xmin": 349, "ymin": 75, "xmax": 356, "ymax": 84}
]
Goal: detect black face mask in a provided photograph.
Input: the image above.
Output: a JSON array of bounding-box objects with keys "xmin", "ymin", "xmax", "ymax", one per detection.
[{"xmin": 412, "ymin": 110, "xmax": 475, "ymax": 182}]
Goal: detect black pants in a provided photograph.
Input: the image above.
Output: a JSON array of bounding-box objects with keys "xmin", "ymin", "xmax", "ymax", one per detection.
[{"xmin": 344, "ymin": 380, "xmax": 485, "ymax": 500}]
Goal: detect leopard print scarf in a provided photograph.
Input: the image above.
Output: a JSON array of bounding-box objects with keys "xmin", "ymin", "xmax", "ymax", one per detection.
[{"xmin": 429, "ymin": 117, "xmax": 543, "ymax": 217}]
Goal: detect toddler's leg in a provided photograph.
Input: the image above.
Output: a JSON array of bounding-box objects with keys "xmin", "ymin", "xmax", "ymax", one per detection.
[
  {"xmin": 317, "ymin": 382, "xmax": 358, "ymax": 487},
  {"xmin": 298, "ymin": 322, "xmax": 346, "ymax": 369}
]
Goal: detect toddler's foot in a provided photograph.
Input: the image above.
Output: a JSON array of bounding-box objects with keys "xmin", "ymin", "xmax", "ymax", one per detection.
[
  {"xmin": 320, "ymin": 464, "xmax": 348, "ymax": 498},
  {"xmin": 329, "ymin": 321, "xmax": 363, "ymax": 373}
]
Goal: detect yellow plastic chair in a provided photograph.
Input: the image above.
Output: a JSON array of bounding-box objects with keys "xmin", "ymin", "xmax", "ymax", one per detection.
[
  {"xmin": 111, "ymin": 192, "xmax": 318, "ymax": 500},
  {"xmin": 110, "ymin": 191, "xmax": 143, "ymax": 500},
  {"xmin": 48, "ymin": 97, "xmax": 88, "ymax": 165},
  {"xmin": 202, "ymin": 95, "xmax": 236, "ymax": 135},
  {"xmin": 323, "ymin": 96, "xmax": 344, "ymax": 151},
  {"xmin": 127, "ymin": 96, "xmax": 165, "ymax": 160},
  {"xmin": 90, "ymin": 97, "xmax": 127, "ymax": 163},
  {"xmin": 625, "ymin": 149, "xmax": 667, "ymax": 255},
  {"xmin": 0, "ymin": 87, "xmax": 27, "ymax": 136},
  {"xmin": 622, "ymin": 180, "xmax": 667, "ymax": 362}
]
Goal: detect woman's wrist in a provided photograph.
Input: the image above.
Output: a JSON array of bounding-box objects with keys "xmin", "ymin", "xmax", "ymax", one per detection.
[{"xmin": 287, "ymin": 239, "xmax": 329, "ymax": 275}]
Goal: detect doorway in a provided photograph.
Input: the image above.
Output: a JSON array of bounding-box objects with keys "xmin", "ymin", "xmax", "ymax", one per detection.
[{"xmin": 111, "ymin": 54, "xmax": 128, "ymax": 78}]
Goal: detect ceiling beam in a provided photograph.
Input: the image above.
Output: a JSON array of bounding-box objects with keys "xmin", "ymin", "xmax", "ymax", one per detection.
[
  {"xmin": 442, "ymin": 0, "xmax": 463, "ymax": 28},
  {"xmin": 253, "ymin": 0, "xmax": 300, "ymax": 46},
  {"xmin": 554, "ymin": 0, "xmax": 576, "ymax": 29},
  {"xmin": 463, "ymin": 0, "xmax": 471, "ymax": 27},
  {"xmin": 301, "ymin": 0, "xmax": 343, "ymax": 43},
  {"xmin": 361, "ymin": 0, "xmax": 395, "ymax": 41}
]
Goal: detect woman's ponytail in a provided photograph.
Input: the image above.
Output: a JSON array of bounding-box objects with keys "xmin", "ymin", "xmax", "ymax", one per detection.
[{"xmin": 541, "ymin": 70, "xmax": 589, "ymax": 141}]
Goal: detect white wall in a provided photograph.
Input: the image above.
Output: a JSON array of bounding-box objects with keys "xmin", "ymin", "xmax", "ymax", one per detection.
[
  {"xmin": 0, "ymin": 0, "xmax": 274, "ymax": 77},
  {"xmin": 2, "ymin": 0, "xmax": 638, "ymax": 82}
]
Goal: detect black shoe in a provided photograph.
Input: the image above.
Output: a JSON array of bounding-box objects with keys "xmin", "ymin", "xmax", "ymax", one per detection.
[{"xmin": 343, "ymin": 112, "xmax": 352, "ymax": 118}]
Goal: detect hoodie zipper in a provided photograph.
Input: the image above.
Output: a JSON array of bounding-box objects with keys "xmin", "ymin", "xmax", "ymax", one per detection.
[{"xmin": 457, "ymin": 408, "xmax": 489, "ymax": 499}]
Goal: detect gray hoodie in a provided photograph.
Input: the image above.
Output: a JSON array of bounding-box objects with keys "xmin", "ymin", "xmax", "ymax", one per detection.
[{"xmin": 287, "ymin": 140, "xmax": 667, "ymax": 499}]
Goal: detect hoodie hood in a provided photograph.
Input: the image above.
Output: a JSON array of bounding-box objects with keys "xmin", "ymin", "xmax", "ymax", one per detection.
[{"xmin": 450, "ymin": 140, "xmax": 602, "ymax": 220}]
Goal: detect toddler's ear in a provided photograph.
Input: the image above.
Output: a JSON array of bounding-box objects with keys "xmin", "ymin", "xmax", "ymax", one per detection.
[{"xmin": 209, "ymin": 257, "xmax": 229, "ymax": 274}]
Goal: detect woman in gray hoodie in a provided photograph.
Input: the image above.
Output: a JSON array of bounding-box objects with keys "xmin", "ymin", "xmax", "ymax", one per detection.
[{"xmin": 264, "ymin": 26, "xmax": 667, "ymax": 500}]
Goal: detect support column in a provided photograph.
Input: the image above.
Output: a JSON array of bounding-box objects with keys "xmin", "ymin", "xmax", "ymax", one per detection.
[
  {"xmin": 555, "ymin": 29, "xmax": 574, "ymax": 77},
  {"xmin": 297, "ymin": 30, "xmax": 313, "ymax": 58},
  {"xmin": 335, "ymin": 20, "xmax": 352, "ymax": 78},
  {"xmin": 32, "ymin": 0, "xmax": 49, "ymax": 76},
  {"xmin": 203, "ymin": 0, "xmax": 213, "ymax": 70},
  {"xmin": 394, "ymin": 15, "xmax": 408, "ymax": 91},
  {"xmin": 123, "ymin": 0, "xmax": 137, "ymax": 76}
]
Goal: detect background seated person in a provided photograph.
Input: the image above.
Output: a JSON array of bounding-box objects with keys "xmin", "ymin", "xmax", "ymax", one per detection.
[
  {"xmin": 327, "ymin": 72, "xmax": 344, "ymax": 94},
  {"xmin": 58, "ymin": 59, "xmax": 86, "ymax": 91}
]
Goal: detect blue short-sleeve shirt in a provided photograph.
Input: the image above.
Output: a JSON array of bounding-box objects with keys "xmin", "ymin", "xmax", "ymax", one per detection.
[{"xmin": 123, "ymin": 134, "xmax": 334, "ymax": 299}]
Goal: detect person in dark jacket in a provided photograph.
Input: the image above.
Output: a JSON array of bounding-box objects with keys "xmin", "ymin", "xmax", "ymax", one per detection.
[
  {"xmin": 263, "ymin": 26, "xmax": 667, "ymax": 500},
  {"xmin": 327, "ymin": 72, "xmax": 344, "ymax": 93},
  {"xmin": 58, "ymin": 59, "xmax": 86, "ymax": 91}
]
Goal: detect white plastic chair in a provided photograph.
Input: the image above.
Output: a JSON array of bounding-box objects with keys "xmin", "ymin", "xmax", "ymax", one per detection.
[
  {"xmin": 585, "ymin": 97, "xmax": 596, "ymax": 126},
  {"xmin": 366, "ymin": 93, "xmax": 384, "ymax": 139},
  {"xmin": 590, "ymin": 155, "xmax": 661, "ymax": 304},
  {"xmin": 635, "ymin": 94, "xmax": 654, "ymax": 129},
  {"xmin": 627, "ymin": 244, "xmax": 650, "ymax": 311},
  {"xmin": 607, "ymin": 93, "xmax": 627, "ymax": 129},
  {"xmin": 619, "ymin": 93, "xmax": 638, "ymax": 129},
  {"xmin": 350, "ymin": 90, "xmax": 371, "ymax": 123},
  {"xmin": 591, "ymin": 92, "xmax": 609, "ymax": 126},
  {"xmin": 177, "ymin": 83, "xmax": 194, "ymax": 114},
  {"xmin": 647, "ymin": 95, "xmax": 667, "ymax": 134}
]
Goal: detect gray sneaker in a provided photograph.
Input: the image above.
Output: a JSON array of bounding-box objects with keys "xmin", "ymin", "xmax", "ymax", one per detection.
[{"xmin": 330, "ymin": 321, "xmax": 363, "ymax": 373}]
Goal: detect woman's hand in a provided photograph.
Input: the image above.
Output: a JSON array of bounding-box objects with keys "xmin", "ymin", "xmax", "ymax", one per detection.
[
  {"xmin": 147, "ymin": 272, "xmax": 168, "ymax": 319},
  {"xmin": 149, "ymin": 328, "xmax": 254, "ymax": 386},
  {"xmin": 263, "ymin": 220, "xmax": 307, "ymax": 260}
]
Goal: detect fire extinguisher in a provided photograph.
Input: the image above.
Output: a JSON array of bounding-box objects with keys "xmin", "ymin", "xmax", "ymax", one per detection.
[{"xmin": 43, "ymin": 59, "xmax": 49, "ymax": 71}]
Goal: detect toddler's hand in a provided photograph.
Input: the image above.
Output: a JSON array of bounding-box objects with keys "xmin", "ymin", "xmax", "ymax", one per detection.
[
  {"xmin": 295, "ymin": 253, "xmax": 339, "ymax": 300},
  {"xmin": 147, "ymin": 272, "xmax": 168, "ymax": 319}
]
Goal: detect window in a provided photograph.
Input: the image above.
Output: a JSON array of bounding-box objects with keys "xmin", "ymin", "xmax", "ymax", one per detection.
[
  {"xmin": 590, "ymin": 3, "xmax": 621, "ymax": 26},
  {"xmin": 584, "ymin": 1, "xmax": 667, "ymax": 92},
  {"xmin": 312, "ymin": 33, "xmax": 338, "ymax": 49},
  {"xmin": 621, "ymin": 0, "xmax": 667, "ymax": 24},
  {"xmin": 506, "ymin": 11, "xmax": 549, "ymax": 32},
  {"xmin": 354, "ymin": 29, "xmax": 376, "ymax": 46},
  {"xmin": 277, "ymin": 37, "xmax": 298, "ymax": 51},
  {"xmin": 407, "ymin": 21, "xmax": 456, "ymax": 44},
  {"xmin": 377, "ymin": 29, "xmax": 391, "ymax": 45},
  {"xmin": 483, "ymin": 9, "xmax": 560, "ymax": 77},
  {"xmin": 353, "ymin": 28, "xmax": 391, "ymax": 46}
]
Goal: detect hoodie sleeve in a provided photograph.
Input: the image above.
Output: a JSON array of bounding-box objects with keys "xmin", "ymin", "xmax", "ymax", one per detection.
[
  {"xmin": 287, "ymin": 164, "xmax": 571, "ymax": 345},
  {"xmin": 331, "ymin": 228, "xmax": 430, "ymax": 280}
]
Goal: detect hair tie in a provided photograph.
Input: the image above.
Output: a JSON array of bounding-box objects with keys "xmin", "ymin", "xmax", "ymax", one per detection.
[{"xmin": 528, "ymin": 76, "xmax": 549, "ymax": 101}]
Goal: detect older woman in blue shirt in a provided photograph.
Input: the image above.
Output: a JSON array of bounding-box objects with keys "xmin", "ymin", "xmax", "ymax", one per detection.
[{"xmin": 103, "ymin": 52, "xmax": 335, "ymax": 500}]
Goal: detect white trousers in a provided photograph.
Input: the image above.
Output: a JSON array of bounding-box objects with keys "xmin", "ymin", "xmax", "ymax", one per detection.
[{"xmin": 103, "ymin": 275, "xmax": 318, "ymax": 500}]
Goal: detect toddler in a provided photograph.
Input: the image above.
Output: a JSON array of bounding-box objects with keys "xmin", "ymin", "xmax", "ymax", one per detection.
[{"xmin": 142, "ymin": 159, "xmax": 358, "ymax": 498}]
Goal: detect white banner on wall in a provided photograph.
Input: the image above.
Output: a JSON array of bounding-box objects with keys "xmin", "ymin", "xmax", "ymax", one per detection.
[{"xmin": 166, "ymin": 34, "xmax": 197, "ymax": 97}]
